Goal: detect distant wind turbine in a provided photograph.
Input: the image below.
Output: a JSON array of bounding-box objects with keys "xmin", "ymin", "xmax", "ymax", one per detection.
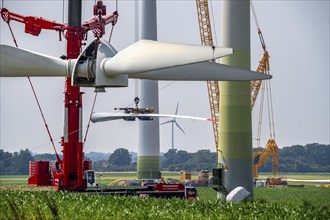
[{"xmin": 160, "ymin": 103, "xmax": 185, "ymax": 150}]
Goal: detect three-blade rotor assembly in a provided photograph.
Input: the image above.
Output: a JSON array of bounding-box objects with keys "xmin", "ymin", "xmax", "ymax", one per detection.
[{"xmin": 0, "ymin": 39, "xmax": 272, "ymax": 90}]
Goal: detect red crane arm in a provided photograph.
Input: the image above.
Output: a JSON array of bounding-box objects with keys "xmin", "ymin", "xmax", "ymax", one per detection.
[
  {"xmin": 81, "ymin": 11, "xmax": 118, "ymax": 39},
  {"xmin": 1, "ymin": 7, "xmax": 118, "ymax": 41},
  {"xmin": 1, "ymin": 8, "xmax": 65, "ymax": 37}
]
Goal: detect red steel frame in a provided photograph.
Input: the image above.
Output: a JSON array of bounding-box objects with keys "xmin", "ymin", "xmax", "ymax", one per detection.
[{"xmin": 1, "ymin": 1, "xmax": 117, "ymax": 191}]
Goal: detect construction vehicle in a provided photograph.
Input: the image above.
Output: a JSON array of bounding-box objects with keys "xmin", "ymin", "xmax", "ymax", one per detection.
[
  {"xmin": 266, "ymin": 177, "xmax": 287, "ymax": 187},
  {"xmin": 179, "ymin": 170, "xmax": 211, "ymax": 187},
  {"xmin": 252, "ymin": 139, "xmax": 279, "ymax": 178},
  {"xmin": 253, "ymin": 141, "xmax": 288, "ymax": 187},
  {"xmin": 253, "ymin": 140, "xmax": 288, "ymax": 186},
  {"xmin": 180, "ymin": 170, "xmax": 192, "ymax": 183},
  {"xmin": 198, "ymin": 170, "xmax": 210, "ymax": 181}
]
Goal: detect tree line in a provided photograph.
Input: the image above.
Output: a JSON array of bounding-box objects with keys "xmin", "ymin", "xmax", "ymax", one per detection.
[
  {"xmin": 258, "ymin": 143, "xmax": 330, "ymax": 173},
  {"xmin": 0, "ymin": 143, "xmax": 329, "ymax": 175},
  {"xmin": 0, "ymin": 149, "xmax": 34, "ymax": 175}
]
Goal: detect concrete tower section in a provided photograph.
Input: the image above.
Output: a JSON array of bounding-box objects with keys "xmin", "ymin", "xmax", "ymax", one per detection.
[
  {"xmin": 137, "ymin": 0, "xmax": 161, "ymax": 179},
  {"xmin": 218, "ymin": 0, "xmax": 253, "ymax": 199}
]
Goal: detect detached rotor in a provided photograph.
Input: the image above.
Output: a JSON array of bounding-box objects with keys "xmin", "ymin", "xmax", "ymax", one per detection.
[{"xmin": 1, "ymin": 39, "xmax": 272, "ymax": 91}]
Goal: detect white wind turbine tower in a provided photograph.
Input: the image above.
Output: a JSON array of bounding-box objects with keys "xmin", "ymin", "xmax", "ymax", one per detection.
[{"xmin": 161, "ymin": 103, "xmax": 185, "ymax": 150}]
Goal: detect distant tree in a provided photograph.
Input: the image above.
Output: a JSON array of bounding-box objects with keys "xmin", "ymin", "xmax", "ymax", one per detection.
[
  {"xmin": 162, "ymin": 149, "xmax": 177, "ymax": 168},
  {"xmin": 258, "ymin": 143, "xmax": 330, "ymax": 173},
  {"xmin": 0, "ymin": 149, "xmax": 13, "ymax": 174},
  {"xmin": 12, "ymin": 149, "xmax": 34, "ymax": 174},
  {"xmin": 85, "ymin": 152, "xmax": 111, "ymax": 162},
  {"xmin": 184, "ymin": 150, "xmax": 217, "ymax": 171},
  {"xmin": 108, "ymin": 148, "xmax": 132, "ymax": 166},
  {"xmin": 174, "ymin": 150, "xmax": 191, "ymax": 164},
  {"xmin": 34, "ymin": 153, "xmax": 56, "ymax": 161},
  {"xmin": 93, "ymin": 160, "xmax": 110, "ymax": 172},
  {"xmin": 163, "ymin": 149, "xmax": 217, "ymax": 171}
]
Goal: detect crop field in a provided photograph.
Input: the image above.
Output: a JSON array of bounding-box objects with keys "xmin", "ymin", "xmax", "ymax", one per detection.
[
  {"xmin": 0, "ymin": 175, "xmax": 28, "ymax": 186},
  {"xmin": 1, "ymin": 189, "xmax": 329, "ymax": 219},
  {"xmin": 1, "ymin": 173, "xmax": 329, "ymax": 219}
]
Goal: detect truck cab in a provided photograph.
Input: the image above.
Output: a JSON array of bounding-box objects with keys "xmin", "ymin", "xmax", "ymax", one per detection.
[
  {"xmin": 184, "ymin": 186, "xmax": 198, "ymax": 199},
  {"xmin": 84, "ymin": 170, "xmax": 97, "ymax": 188}
]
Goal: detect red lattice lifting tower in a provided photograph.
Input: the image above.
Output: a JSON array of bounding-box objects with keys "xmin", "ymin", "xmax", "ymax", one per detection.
[{"xmin": 1, "ymin": 0, "xmax": 118, "ymax": 191}]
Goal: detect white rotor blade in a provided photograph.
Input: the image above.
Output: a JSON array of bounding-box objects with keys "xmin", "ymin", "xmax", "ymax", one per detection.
[
  {"xmin": 160, "ymin": 120, "xmax": 174, "ymax": 126},
  {"xmin": 175, "ymin": 121, "xmax": 186, "ymax": 135},
  {"xmin": 130, "ymin": 61, "xmax": 271, "ymax": 81},
  {"xmin": 0, "ymin": 44, "xmax": 69, "ymax": 77},
  {"xmin": 102, "ymin": 40, "xmax": 233, "ymax": 75},
  {"xmin": 91, "ymin": 112, "xmax": 218, "ymax": 123},
  {"xmin": 175, "ymin": 103, "xmax": 179, "ymax": 115},
  {"xmin": 0, "ymin": 40, "xmax": 272, "ymax": 83}
]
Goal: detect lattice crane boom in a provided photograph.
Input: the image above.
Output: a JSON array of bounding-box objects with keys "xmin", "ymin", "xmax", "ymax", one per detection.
[
  {"xmin": 195, "ymin": 1, "xmax": 277, "ymax": 178},
  {"xmin": 195, "ymin": 0, "xmax": 271, "ymax": 151},
  {"xmin": 195, "ymin": 0, "xmax": 220, "ymax": 151},
  {"xmin": 251, "ymin": 51, "xmax": 270, "ymax": 109}
]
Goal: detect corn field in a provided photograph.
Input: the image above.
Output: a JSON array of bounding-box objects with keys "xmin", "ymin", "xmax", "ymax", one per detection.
[{"xmin": 1, "ymin": 190, "xmax": 329, "ymax": 220}]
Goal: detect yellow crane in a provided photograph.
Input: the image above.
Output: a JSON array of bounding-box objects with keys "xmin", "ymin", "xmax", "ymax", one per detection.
[
  {"xmin": 195, "ymin": 0, "xmax": 219, "ymax": 151},
  {"xmin": 252, "ymin": 139, "xmax": 278, "ymax": 178},
  {"xmin": 195, "ymin": 0, "xmax": 278, "ymax": 177}
]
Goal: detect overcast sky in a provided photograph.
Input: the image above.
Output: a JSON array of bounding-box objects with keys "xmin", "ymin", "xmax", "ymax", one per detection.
[{"xmin": 0, "ymin": 0, "xmax": 329, "ymax": 154}]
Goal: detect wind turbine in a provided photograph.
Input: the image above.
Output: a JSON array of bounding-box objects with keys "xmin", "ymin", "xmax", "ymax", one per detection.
[
  {"xmin": 0, "ymin": 40, "xmax": 272, "ymax": 83},
  {"xmin": 161, "ymin": 103, "xmax": 185, "ymax": 150}
]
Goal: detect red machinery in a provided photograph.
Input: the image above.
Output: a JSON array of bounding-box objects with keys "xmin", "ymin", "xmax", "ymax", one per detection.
[{"xmin": 1, "ymin": 1, "xmax": 118, "ymax": 191}]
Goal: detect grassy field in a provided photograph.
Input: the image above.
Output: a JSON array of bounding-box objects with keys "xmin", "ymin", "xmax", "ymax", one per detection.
[
  {"xmin": 1, "ymin": 189, "xmax": 329, "ymax": 219},
  {"xmin": 1, "ymin": 173, "xmax": 329, "ymax": 219},
  {"xmin": 0, "ymin": 175, "xmax": 29, "ymax": 186}
]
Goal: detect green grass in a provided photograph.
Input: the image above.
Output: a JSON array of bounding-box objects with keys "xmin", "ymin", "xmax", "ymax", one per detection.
[
  {"xmin": 255, "ymin": 187, "xmax": 330, "ymax": 207},
  {"xmin": 1, "ymin": 190, "xmax": 329, "ymax": 220},
  {"xmin": 196, "ymin": 187, "xmax": 330, "ymax": 207},
  {"xmin": 1, "ymin": 174, "xmax": 330, "ymax": 219},
  {"xmin": 0, "ymin": 175, "xmax": 28, "ymax": 186}
]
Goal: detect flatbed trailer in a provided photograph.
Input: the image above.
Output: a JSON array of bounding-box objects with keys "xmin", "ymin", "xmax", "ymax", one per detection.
[{"xmin": 82, "ymin": 183, "xmax": 198, "ymax": 199}]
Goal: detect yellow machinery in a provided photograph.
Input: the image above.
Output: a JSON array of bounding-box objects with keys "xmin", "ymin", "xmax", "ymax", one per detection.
[
  {"xmin": 195, "ymin": 0, "xmax": 279, "ymax": 176},
  {"xmin": 252, "ymin": 139, "xmax": 278, "ymax": 178},
  {"xmin": 198, "ymin": 170, "xmax": 210, "ymax": 181},
  {"xmin": 180, "ymin": 170, "xmax": 192, "ymax": 183}
]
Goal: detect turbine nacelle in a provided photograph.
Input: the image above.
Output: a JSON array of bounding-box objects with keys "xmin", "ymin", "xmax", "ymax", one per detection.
[
  {"xmin": 71, "ymin": 39, "xmax": 235, "ymax": 89},
  {"xmin": 0, "ymin": 39, "xmax": 272, "ymax": 90}
]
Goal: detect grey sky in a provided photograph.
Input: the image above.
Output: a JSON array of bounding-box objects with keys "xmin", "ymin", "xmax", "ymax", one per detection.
[{"xmin": 0, "ymin": 0, "xmax": 329, "ymax": 154}]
